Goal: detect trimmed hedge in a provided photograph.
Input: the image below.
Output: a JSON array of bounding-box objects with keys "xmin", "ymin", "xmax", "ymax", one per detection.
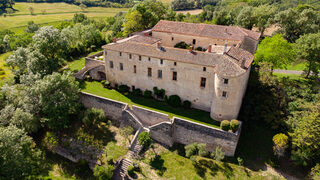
[
  {"xmin": 220, "ymin": 120, "xmax": 230, "ymax": 131},
  {"xmin": 183, "ymin": 100, "xmax": 191, "ymax": 108},
  {"xmin": 230, "ymin": 119, "xmax": 240, "ymax": 132},
  {"xmin": 168, "ymin": 95, "xmax": 181, "ymax": 107},
  {"xmin": 132, "ymin": 88, "xmax": 142, "ymax": 96},
  {"xmin": 118, "ymin": 85, "xmax": 129, "ymax": 93},
  {"xmin": 144, "ymin": 90, "xmax": 152, "ymax": 98}
]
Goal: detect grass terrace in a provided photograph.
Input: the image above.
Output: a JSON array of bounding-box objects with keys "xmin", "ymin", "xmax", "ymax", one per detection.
[{"xmin": 80, "ymin": 81, "xmax": 220, "ymax": 129}]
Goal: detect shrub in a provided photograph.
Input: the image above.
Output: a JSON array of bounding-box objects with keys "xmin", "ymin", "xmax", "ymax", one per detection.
[
  {"xmin": 213, "ymin": 147, "xmax": 225, "ymax": 162},
  {"xmin": 132, "ymin": 88, "xmax": 142, "ymax": 96},
  {"xmin": 272, "ymin": 133, "xmax": 288, "ymax": 158},
  {"xmin": 127, "ymin": 165, "xmax": 135, "ymax": 177},
  {"xmin": 183, "ymin": 100, "xmax": 191, "ymax": 109},
  {"xmin": 144, "ymin": 90, "xmax": 152, "ymax": 98},
  {"xmin": 197, "ymin": 143, "xmax": 208, "ymax": 157},
  {"xmin": 230, "ymin": 119, "xmax": 240, "ymax": 132},
  {"xmin": 168, "ymin": 95, "xmax": 181, "ymax": 107},
  {"xmin": 118, "ymin": 85, "xmax": 129, "ymax": 93},
  {"xmin": 93, "ymin": 165, "xmax": 114, "ymax": 180},
  {"xmin": 137, "ymin": 132, "xmax": 152, "ymax": 148},
  {"xmin": 220, "ymin": 120, "xmax": 230, "ymax": 131},
  {"xmin": 174, "ymin": 41, "xmax": 190, "ymax": 49},
  {"xmin": 310, "ymin": 164, "xmax": 320, "ymax": 180},
  {"xmin": 185, "ymin": 143, "xmax": 198, "ymax": 158},
  {"xmin": 86, "ymin": 75, "xmax": 93, "ymax": 82},
  {"xmin": 82, "ymin": 108, "xmax": 106, "ymax": 126},
  {"xmin": 0, "ymin": 71, "xmax": 5, "ymax": 75},
  {"xmin": 101, "ymin": 80, "xmax": 111, "ymax": 88},
  {"xmin": 153, "ymin": 87, "xmax": 166, "ymax": 99}
]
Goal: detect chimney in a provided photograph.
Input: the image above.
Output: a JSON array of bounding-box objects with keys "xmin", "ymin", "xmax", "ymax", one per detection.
[
  {"xmin": 224, "ymin": 43, "xmax": 228, "ymax": 53},
  {"xmin": 208, "ymin": 44, "xmax": 212, "ymax": 53},
  {"xmin": 113, "ymin": 37, "xmax": 117, "ymax": 43},
  {"xmin": 189, "ymin": 46, "xmax": 193, "ymax": 53},
  {"xmin": 157, "ymin": 41, "xmax": 162, "ymax": 49}
]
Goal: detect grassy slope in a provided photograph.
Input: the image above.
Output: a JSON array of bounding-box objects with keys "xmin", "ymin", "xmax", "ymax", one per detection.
[
  {"xmin": 0, "ymin": 52, "xmax": 13, "ymax": 86},
  {"xmin": 0, "ymin": 3, "xmax": 127, "ymax": 30}
]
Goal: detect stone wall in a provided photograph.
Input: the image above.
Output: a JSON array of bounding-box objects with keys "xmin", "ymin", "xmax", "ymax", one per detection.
[
  {"xmin": 149, "ymin": 122, "xmax": 174, "ymax": 147},
  {"xmin": 80, "ymin": 92, "xmax": 241, "ymax": 156},
  {"xmin": 80, "ymin": 92, "xmax": 126, "ymax": 121},
  {"xmin": 131, "ymin": 105, "xmax": 171, "ymax": 127},
  {"xmin": 173, "ymin": 118, "xmax": 241, "ymax": 156}
]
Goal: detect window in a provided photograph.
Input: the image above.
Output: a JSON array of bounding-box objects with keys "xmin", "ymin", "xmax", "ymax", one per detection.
[
  {"xmin": 109, "ymin": 61, "xmax": 114, "ymax": 68},
  {"xmin": 134, "ymin": 65, "xmax": 136, "ymax": 73},
  {"xmin": 120, "ymin": 63, "xmax": 123, "ymax": 71},
  {"xmin": 158, "ymin": 70, "xmax": 162, "ymax": 79},
  {"xmin": 172, "ymin": 37, "xmax": 174, "ymax": 41},
  {"xmin": 119, "ymin": 52, "xmax": 122, "ymax": 56},
  {"xmin": 222, "ymin": 91, "xmax": 227, "ymax": 97},
  {"xmin": 148, "ymin": 57, "xmax": 151, "ymax": 61},
  {"xmin": 160, "ymin": 59, "xmax": 163, "ymax": 64},
  {"xmin": 200, "ymin": 77, "xmax": 206, "ymax": 88},
  {"xmin": 203, "ymin": 67, "xmax": 206, "ymax": 72},
  {"xmin": 148, "ymin": 68, "xmax": 152, "ymax": 77},
  {"xmin": 224, "ymin": 78, "xmax": 229, "ymax": 84},
  {"xmin": 193, "ymin": 39, "xmax": 196, "ymax": 44},
  {"xmin": 172, "ymin": 71, "xmax": 177, "ymax": 81},
  {"xmin": 129, "ymin": 54, "xmax": 132, "ymax": 59},
  {"xmin": 139, "ymin": 56, "xmax": 141, "ymax": 61},
  {"xmin": 174, "ymin": 62, "xmax": 177, "ymax": 66}
]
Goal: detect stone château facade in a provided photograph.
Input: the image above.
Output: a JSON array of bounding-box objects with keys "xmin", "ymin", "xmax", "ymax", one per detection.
[{"xmin": 102, "ymin": 20, "xmax": 261, "ymax": 121}]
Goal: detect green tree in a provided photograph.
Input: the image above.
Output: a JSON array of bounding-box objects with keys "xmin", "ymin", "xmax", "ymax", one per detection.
[
  {"xmin": 137, "ymin": 131, "xmax": 152, "ymax": 148},
  {"xmin": 25, "ymin": 21, "xmax": 39, "ymax": 33},
  {"xmin": 119, "ymin": 126, "xmax": 134, "ymax": 144},
  {"xmin": 82, "ymin": 108, "xmax": 105, "ymax": 126},
  {"xmin": 123, "ymin": 10, "xmax": 143, "ymax": 36},
  {"xmin": 0, "ymin": 0, "xmax": 15, "ymax": 14},
  {"xmin": 73, "ymin": 13, "xmax": 88, "ymax": 24},
  {"xmin": 272, "ymin": 133, "xmax": 289, "ymax": 158},
  {"xmin": 93, "ymin": 165, "xmax": 114, "ymax": 180},
  {"xmin": 254, "ymin": 34, "xmax": 295, "ymax": 70},
  {"xmin": 0, "ymin": 126, "xmax": 43, "ymax": 179},
  {"xmin": 236, "ymin": 6, "xmax": 256, "ymax": 30},
  {"xmin": 274, "ymin": 8, "xmax": 320, "ymax": 43},
  {"xmin": 31, "ymin": 26, "xmax": 68, "ymax": 73},
  {"xmin": 288, "ymin": 95, "xmax": 320, "ymax": 166},
  {"xmin": 253, "ymin": 5, "xmax": 276, "ymax": 35},
  {"xmin": 294, "ymin": 32, "xmax": 320, "ymax": 78},
  {"xmin": 29, "ymin": 72, "xmax": 80, "ymax": 130},
  {"xmin": 6, "ymin": 47, "xmax": 30, "ymax": 76}
]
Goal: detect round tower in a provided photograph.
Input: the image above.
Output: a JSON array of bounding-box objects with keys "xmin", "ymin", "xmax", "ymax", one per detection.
[{"xmin": 210, "ymin": 67, "xmax": 251, "ymax": 121}]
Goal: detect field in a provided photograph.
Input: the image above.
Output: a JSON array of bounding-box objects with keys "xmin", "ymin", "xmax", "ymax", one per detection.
[{"xmin": 0, "ymin": 3, "xmax": 127, "ymax": 30}]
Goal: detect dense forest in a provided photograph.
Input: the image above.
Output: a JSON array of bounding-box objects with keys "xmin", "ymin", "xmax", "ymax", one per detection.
[{"xmin": 0, "ymin": 0, "xmax": 319, "ymax": 179}]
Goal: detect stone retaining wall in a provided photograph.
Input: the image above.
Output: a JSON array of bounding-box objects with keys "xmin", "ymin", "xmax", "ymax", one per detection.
[
  {"xmin": 80, "ymin": 92, "xmax": 241, "ymax": 156},
  {"xmin": 131, "ymin": 106, "xmax": 171, "ymax": 127}
]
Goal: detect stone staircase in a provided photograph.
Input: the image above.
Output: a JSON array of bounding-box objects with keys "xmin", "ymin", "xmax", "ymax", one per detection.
[{"xmin": 113, "ymin": 159, "xmax": 133, "ymax": 180}]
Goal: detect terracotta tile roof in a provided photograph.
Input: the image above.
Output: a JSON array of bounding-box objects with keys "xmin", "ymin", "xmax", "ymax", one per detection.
[
  {"xmin": 226, "ymin": 46, "xmax": 254, "ymax": 69},
  {"xmin": 127, "ymin": 35, "xmax": 161, "ymax": 45},
  {"xmin": 152, "ymin": 20, "xmax": 261, "ymax": 41},
  {"xmin": 103, "ymin": 40, "xmax": 246, "ymax": 77}
]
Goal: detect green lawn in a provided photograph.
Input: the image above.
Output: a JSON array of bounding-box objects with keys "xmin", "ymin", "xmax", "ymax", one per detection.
[
  {"xmin": 1, "ymin": 3, "xmax": 127, "ymax": 30},
  {"xmin": 283, "ymin": 62, "xmax": 308, "ymax": 71},
  {"xmin": 81, "ymin": 81, "xmax": 220, "ymax": 128},
  {"xmin": 141, "ymin": 150, "xmax": 283, "ymax": 179},
  {"xmin": 273, "ymin": 72, "xmax": 304, "ymax": 80},
  {"xmin": 0, "ymin": 52, "xmax": 13, "ymax": 87}
]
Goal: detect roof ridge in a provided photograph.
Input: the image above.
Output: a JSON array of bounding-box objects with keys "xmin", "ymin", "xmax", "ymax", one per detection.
[{"xmin": 157, "ymin": 20, "xmax": 242, "ymax": 30}]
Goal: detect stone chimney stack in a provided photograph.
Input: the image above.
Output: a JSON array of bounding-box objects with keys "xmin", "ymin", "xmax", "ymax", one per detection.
[
  {"xmin": 113, "ymin": 37, "xmax": 117, "ymax": 43},
  {"xmin": 208, "ymin": 44, "xmax": 212, "ymax": 53},
  {"xmin": 157, "ymin": 41, "xmax": 162, "ymax": 49},
  {"xmin": 189, "ymin": 46, "xmax": 193, "ymax": 53}
]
